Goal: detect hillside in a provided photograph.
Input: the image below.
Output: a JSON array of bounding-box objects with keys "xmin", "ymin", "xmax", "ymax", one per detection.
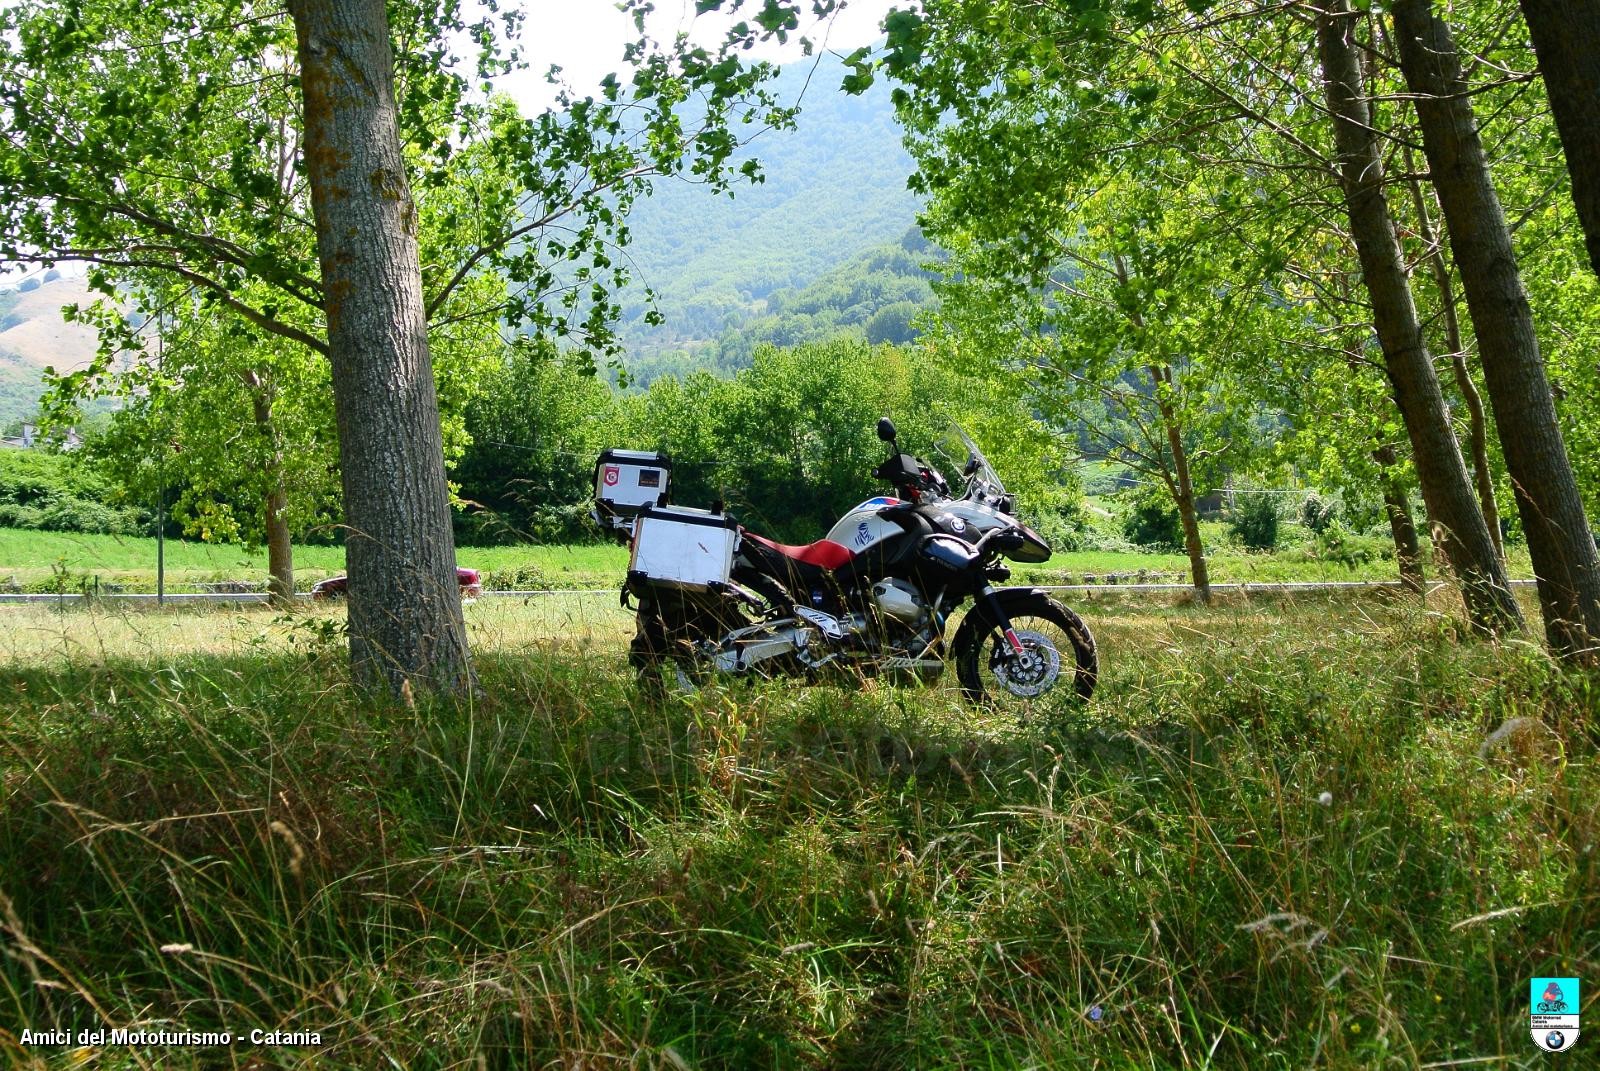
[
  {"xmin": 0, "ymin": 274, "xmax": 102, "ymax": 425},
  {"xmin": 613, "ymin": 51, "xmax": 923, "ymax": 369},
  {"xmin": 628, "ymin": 227, "xmax": 939, "ymax": 383},
  {"xmin": 0, "ymin": 274, "xmax": 100, "ymax": 368},
  {"xmin": 0, "ymin": 54, "xmax": 926, "ymax": 418}
]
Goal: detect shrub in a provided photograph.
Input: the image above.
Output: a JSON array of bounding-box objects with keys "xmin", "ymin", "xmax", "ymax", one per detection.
[
  {"xmin": 0, "ymin": 495, "xmax": 142, "ymax": 534},
  {"xmin": 1027, "ymin": 508, "xmax": 1086, "ymax": 553},
  {"xmin": 529, "ymin": 502, "xmax": 598, "ymax": 543},
  {"xmin": 484, "ymin": 562, "xmax": 550, "ymax": 591},
  {"xmin": 1315, "ymin": 523, "xmax": 1392, "ymax": 569},
  {"xmin": 1227, "ymin": 491, "xmax": 1281, "ymax": 550},
  {"xmin": 1299, "ymin": 491, "xmax": 1341, "ymax": 535},
  {"xmin": 40, "ymin": 497, "xmax": 126, "ymax": 534},
  {"xmin": 0, "ymin": 451, "xmax": 145, "ymax": 535},
  {"xmin": 1121, "ymin": 489, "xmax": 1184, "ymax": 550},
  {"xmin": 0, "ymin": 503, "xmax": 46, "ymax": 529},
  {"xmin": 0, "ymin": 449, "xmax": 118, "ymax": 506}
]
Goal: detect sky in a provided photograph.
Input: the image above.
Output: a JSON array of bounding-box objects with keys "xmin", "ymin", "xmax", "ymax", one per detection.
[{"xmin": 506, "ymin": 0, "xmax": 897, "ymax": 110}]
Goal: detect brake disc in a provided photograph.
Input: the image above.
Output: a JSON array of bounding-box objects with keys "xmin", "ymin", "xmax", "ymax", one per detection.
[{"xmin": 991, "ymin": 628, "xmax": 1063, "ymax": 698}]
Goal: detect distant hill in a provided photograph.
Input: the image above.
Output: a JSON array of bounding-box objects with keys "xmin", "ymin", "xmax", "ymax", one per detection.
[
  {"xmin": 0, "ymin": 52, "xmax": 925, "ymax": 420},
  {"xmin": 629, "ymin": 227, "xmax": 939, "ymax": 383},
  {"xmin": 0, "ymin": 274, "xmax": 103, "ymax": 426},
  {"xmin": 613, "ymin": 51, "xmax": 923, "ymax": 371}
]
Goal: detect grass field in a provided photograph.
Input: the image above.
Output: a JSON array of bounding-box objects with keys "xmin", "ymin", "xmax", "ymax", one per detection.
[
  {"xmin": 0, "ymin": 525, "xmax": 1538, "ymax": 594},
  {"xmin": 0, "ymin": 590, "xmax": 1594, "ymax": 1068},
  {"xmin": 0, "ymin": 528, "xmax": 628, "ymax": 593}
]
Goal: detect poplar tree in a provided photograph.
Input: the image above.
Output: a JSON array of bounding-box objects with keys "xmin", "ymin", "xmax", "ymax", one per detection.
[{"xmin": 1393, "ymin": 0, "xmax": 1600, "ymax": 657}]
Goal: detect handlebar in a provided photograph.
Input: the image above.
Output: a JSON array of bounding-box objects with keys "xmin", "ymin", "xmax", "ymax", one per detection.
[{"xmin": 971, "ymin": 525, "xmax": 1025, "ymax": 558}]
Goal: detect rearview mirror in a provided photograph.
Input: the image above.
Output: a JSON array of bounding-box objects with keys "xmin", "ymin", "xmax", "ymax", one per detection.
[{"xmin": 876, "ymin": 417, "xmax": 897, "ymax": 443}]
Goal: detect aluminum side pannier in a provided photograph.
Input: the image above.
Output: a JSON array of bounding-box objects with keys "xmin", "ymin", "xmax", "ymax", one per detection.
[{"xmin": 627, "ymin": 505, "xmax": 738, "ymax": 591}]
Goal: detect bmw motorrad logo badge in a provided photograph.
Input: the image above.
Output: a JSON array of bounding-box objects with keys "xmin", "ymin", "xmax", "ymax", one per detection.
[
  {"xmin": 950, "ymin": 516, "xmax": 966, "ymax": 533},
  {"xmin": 1530, "ymin": 977, "xmax": 1581, "ymax": 1052}
]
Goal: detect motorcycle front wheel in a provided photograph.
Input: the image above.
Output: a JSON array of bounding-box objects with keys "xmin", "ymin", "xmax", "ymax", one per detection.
[{"xmin": 954, "ymin": 593, "xmax": 1097, "ymax": 711}]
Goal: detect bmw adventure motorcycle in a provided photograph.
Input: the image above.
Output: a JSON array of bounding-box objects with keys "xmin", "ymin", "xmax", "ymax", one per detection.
[{"xmin": 599, "ymin": 419, "xmax": 1097, "ymax": 710}]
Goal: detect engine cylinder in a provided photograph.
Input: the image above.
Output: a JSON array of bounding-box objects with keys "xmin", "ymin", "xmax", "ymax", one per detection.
[{"xmin": 871, "ymin": 578, "xmax": 928, "ymax": 625}]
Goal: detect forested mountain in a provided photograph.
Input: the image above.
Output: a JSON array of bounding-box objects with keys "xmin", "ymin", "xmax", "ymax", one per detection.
[
  {"xmin": 628, "ymin": 226, "xmax": 938, "ymax": 383},
  {"xmin": 611, "ymin": 50, "xmax": 924, "ymax": 372}
]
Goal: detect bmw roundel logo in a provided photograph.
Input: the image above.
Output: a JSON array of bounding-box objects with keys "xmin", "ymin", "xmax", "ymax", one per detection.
[
  {"xmin": 950, "ymin": 516, "xmax": 966, "ymax": 533},
  {"xmin": 1546, "ymin": 1030, "xmax": 1566, "ymax": 1049}
]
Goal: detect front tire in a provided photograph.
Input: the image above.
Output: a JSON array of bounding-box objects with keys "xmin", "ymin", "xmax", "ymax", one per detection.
[{"xmin": 954, "ymin": 592, "xmax": 1097, "ymax": 710}]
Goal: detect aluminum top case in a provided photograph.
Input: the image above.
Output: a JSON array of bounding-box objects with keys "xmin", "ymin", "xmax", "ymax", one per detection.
[
  {"xmin": 593, "ymin": 449, "xmax": 671, "ymax": 537},
  {"xmin": 628, "ymin": 505, "xmax": 739, "ymax": 592}
]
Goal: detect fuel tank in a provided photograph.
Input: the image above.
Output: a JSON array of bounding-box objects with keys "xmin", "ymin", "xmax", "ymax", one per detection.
[{"xmin": 825, "ymin": 496, "xmax": 909, "ymax": 554}]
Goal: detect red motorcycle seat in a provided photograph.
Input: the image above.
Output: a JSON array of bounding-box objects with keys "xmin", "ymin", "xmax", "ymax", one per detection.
[{"xmin": 741, "ymin": 531, "xmax": 854, "ymax": 570}]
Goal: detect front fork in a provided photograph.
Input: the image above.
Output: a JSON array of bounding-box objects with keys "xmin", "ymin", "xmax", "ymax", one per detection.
[{"xmin": 975, "ymin": 582, "xmax": 1028, "ymax": 659}]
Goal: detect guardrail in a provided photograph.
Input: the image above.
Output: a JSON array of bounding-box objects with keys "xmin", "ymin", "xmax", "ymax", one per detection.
[
  {"xmin": 0, "ymin": 591, "xmax": 289, "ymax": 605},
  {"xmin": 0, "ymin": 578, "xmax": 1539, "ymax": 606}
]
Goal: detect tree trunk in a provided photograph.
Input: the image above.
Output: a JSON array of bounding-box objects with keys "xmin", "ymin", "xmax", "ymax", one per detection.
[
  {"xmin": 288, "ymin": 0, "xmax": 472, "ymax": 692},
  {"xmin": 1519, "ymin": 0, "xmax": 1600, "ymax": 279},
  {"xmin": 1373, "ymin": 444, "xmax": 1424, "ymax": 594},
  {"xmin": 1315, "ymin": 1, "xmax": 1521, "ymax": 635},
  {"xmin": 1393, "ymin": 0, "xmax": 1600, "ymax": 659},
  {"xmin": 1164, "ymin": 422, "xmax": 1203, "ymax": 601},
  {"xmin": 242, "ymin": 369, "xmax": 295, "ymax": 607},
  {"xmin": 264, "ymin": 482, "xmax": 294, "ymax": 607},
  {"xmin": 1151, "ymin": 368, "xmax": 1211, "ymax": 602},
  {"xmin": 1402, "ymin": 159, "xmax": 1505, "ymax": 563}
]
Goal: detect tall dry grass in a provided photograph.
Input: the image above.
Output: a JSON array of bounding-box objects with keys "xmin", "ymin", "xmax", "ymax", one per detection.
[{"xmin": 0, "ymin": 591, "xmax": 1594, "ymax": 1068}]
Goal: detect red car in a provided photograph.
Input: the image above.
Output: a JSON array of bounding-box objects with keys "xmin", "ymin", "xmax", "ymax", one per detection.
[{"xmin": 312, "ymin": 567, "xmax": 483, "ymax": 600}]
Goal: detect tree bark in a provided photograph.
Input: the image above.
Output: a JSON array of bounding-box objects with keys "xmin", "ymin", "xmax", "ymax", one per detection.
[
  {"xmin": 1373, "ymin": 444, "xmax": 1424, "ymax": 594},
  {"xmin": 288, "ymin": 0, "xmax": 472, "ymax": 692},
  {"xmin": 242, "ymin": 368, "xmax": 295, "ymax": 608},
  {"xmin": 263, "ymin": 482, "xmax": 294, "ymax": 607},
  {"xmin": 1393, "ymin": 0, "xmax": 1600, "ymax": 659},
  {"xmin": 1315, "ymin": 1, "xmax": 1521, "ymax": 635},
  {"xmin": 1519, "ymin": 0, "xmax": 1600, "ymax": 280},
  {"xmin": 1151, "ymin": 369, "xmax": 1211, "ymax": 602},
  {"xmin": 1402, "ymin": 160, "xmax": 1505, "ymax": 563}
]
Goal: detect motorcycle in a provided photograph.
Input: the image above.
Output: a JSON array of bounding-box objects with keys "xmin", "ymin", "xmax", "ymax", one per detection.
[{"xmin": 593, "ymin": 419, "xmax": 1097, "ymax": 710}]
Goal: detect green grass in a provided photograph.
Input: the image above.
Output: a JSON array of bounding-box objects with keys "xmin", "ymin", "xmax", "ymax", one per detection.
[
  {"xmin": 0, "ymin": 593, "xmax": 1594, "ymax": 1068},
  {"xmin": 0, "ymin": 527, "xmax": 628, "ymax": 592},
  {"xmin": 0, "ymin": 524, "xmax": 1539, "ymax": 594}
]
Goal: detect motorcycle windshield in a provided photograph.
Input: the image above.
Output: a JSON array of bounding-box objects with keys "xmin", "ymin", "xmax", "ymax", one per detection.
[{"xmin": 948, "ymin": 424, "xmax": 1007, "ymax": 501}]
